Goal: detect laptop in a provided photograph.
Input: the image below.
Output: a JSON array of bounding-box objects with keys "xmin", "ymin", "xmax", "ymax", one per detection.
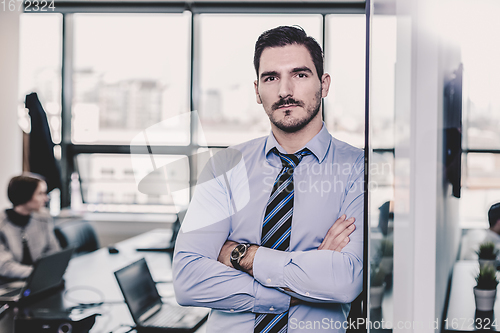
[
  {"xmin": 114, "ymin": 258, "xmax": 209, "ymax": 332},
  {"xmin": 135, "ymin": 210, "xmax": 185, "ymax": 253},
  {"xmin": 0, "ymin": 247, "xmax": 74, "ymax": 302}
]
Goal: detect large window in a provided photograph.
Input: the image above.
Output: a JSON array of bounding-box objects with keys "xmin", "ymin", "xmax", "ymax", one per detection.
[
  {"xmin": 76, "ymin": 153, "xmax": 188, "ymax": 212},
  {"xmin": 18, "ymin": 13, "xmax": 62, "ymax": 143},
  {"xmin": 450, "ymin": 2, "xmax": 500, "ymax": 226},
  {"xmin": 72, "ymin": 13, "xmax": 191, "ymax": 145},
  {"xmin": 18, "ymin": 4, "xmax": 367, "ymax": 214}
]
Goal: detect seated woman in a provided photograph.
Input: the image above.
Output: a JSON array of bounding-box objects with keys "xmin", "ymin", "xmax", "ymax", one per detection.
[{"xmin": 0, "ymin": 173, "xmax": 60, "ymax": 281}]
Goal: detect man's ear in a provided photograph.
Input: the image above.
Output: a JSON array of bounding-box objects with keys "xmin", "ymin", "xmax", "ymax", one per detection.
[
  {"xmin": 254, "ymin": 80, "xmax": 262, "ymax": 104},
  {"xmin": 321, "ymin": 73, "xmax": 331, "ymax": 98}
]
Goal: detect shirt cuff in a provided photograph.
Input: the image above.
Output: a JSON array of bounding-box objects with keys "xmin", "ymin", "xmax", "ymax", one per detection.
[
  {"xmin": 253, "ymin": 281, "xmax": 290, "ymax": 314},
  {"xmin": 253, "ymin": 246, "xmax": 290, "ymax": 288}
]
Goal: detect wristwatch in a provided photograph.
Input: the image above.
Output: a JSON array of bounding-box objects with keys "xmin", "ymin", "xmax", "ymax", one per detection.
[{"xmin": 230, "ymin": 243, "xmax": 250, "ymax": 271}]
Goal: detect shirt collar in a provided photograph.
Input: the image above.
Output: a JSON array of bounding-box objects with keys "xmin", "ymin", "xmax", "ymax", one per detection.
[{"xmin": 264, "ymin": 123, "xmax": 331, "ymax": 163}]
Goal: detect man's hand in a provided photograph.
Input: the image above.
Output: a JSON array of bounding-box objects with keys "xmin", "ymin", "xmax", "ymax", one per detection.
[
  {"xmin": 217, "ymin": 240, "xmax": 238, "ymax": 268},
  {"xmin": 318, "ymin": 215, "xmax": 356, "ymax": 251},
  {"xmin": 290, "ymin": 296, "xmax": 302, "ymax": 306}
]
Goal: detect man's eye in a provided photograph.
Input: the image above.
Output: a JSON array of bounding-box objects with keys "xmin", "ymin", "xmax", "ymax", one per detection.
[
  {"xmin": 297, "ymin": 73, "xmax": 307, "ymax": 78},
  {"xmin": 264, "ymin": 77, "xmax": 276, "ymax": 82}
]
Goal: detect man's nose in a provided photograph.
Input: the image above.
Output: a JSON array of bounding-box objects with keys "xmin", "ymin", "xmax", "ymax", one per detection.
[{"xmin": 278, "ymin": 78, "xmax": 293, "ymax": 99}]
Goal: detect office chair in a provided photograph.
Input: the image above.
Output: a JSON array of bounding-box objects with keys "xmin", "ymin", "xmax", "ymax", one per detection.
[
  {"xmin": 378, "ymin": 201, "xmax": 394, "ymax": 236},
  {"xmin": 54, "ymin": 220, "xmax": 100, "ymax": 255}
]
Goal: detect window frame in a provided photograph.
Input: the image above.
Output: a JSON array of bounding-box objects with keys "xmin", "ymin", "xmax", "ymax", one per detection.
[{"xmin": 23, "ymin": 1, "xmax": 365, "ymax": 207}]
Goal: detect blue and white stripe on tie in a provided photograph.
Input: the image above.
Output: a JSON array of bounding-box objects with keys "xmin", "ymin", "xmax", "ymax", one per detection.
[{"xmin": 254, "ymin": 147, "xmax": 311, "ymax": 333}]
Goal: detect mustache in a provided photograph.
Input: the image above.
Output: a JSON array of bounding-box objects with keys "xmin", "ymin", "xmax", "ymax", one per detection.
[{"xmin": 272, "ymin": 97, "xmax": 304, "ymax": 111}]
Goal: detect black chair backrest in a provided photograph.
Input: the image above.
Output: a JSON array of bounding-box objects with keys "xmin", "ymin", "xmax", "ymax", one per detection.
[
  {"xmin": 54, "ymin": 220, "xmax": 99, "ymax": 254},
  {"xmin": 378, "ymin": 201, "xmax": 392, "ymax": 236},
  {"xmin": 169, "ymin": 209, "xmax": 186, "ymax": 249}
]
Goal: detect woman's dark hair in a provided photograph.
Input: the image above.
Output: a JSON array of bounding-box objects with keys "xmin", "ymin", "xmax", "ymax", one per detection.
[
  {"xmin": 254, "ymin": 26, "xmax": 324, "ymax": 79},
  {"xmin": 7, "ymin": 173, "xmax": 46, "ymax": 206},
  {"xmin": 489, "ymin": 203, "xmax": 500, "ymax": 228}
]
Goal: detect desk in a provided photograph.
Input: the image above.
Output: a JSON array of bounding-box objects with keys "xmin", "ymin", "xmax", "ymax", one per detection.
[
  {"xmin": 445, "ymin": 261, "xmax": 499, "ymax": 332},
  {"xmin": 0, "ymin": 229, "xmax": 207, "ymax": 333}
]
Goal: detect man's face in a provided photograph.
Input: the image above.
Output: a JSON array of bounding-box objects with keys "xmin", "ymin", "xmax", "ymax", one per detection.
[{"xmin": 254, "ymin": 44, "xmax": 330, "ymax": 133}]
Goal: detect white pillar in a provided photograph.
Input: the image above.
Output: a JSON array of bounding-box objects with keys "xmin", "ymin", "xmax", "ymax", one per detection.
[
  {"xmin": 0, "ymin": 9, "xmax": 23, "ymax": 207},
  {"xmin": 393, "ymin": 0, "xmax": 461, "ymax": 332}
]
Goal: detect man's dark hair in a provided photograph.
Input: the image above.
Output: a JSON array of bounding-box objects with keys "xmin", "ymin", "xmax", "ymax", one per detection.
[
  {"xmin": 254, "ymin": 26, "xmax": 324, "ymax": 79},
  {"xmin": 489, "ymin": 203, "xmax": 500, "ymax": 228},
  {"xmin": 7, "ymin": 173, "xmax": 45, "ymax": 206}
]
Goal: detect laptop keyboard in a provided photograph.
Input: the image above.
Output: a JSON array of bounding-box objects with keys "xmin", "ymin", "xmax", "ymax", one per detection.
[{"xmin": 146, "ymin": 306, "xmax": 190, "ymax": 327}]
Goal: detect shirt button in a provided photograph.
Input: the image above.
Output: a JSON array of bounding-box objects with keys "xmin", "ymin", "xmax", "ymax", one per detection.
[
  {"xmin": 266, "ymin": 278, "xmax": 272, "ymax": 284},
  {"xmin": 270, "ymin": 307, "xmax": 274, "ymax": 311},
  {"xmin": 230, "ymin": 309, "xmax": 234, "ymax": 312},
  {"xmin": 306, "ymin": 292, "xmax": 310, "ymax": 296}
]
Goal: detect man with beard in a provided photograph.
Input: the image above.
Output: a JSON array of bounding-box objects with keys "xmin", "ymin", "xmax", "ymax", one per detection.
[{"xmin": 173, "ymin": 26, "xmax": 364, "ymax": 333}]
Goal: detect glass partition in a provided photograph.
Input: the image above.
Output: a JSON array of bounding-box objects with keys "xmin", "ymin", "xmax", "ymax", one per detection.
[
  {"xmin": 369, "ymin": 13, "xmax": 396, "ymax": 327},
  {"xmin": 324, "ymin": 14, "xmax": 366, "ymax": 149}
]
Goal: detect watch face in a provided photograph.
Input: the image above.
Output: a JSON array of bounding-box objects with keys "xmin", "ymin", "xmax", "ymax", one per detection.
[{"xmin": 231, "ymin": 244, "xmax": 247, "ymax": 260}]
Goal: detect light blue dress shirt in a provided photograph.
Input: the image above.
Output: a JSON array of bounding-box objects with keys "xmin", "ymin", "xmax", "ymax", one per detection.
[{"xmin": 173, "ymin": 124, "xmax": 364, "ymax": 332}]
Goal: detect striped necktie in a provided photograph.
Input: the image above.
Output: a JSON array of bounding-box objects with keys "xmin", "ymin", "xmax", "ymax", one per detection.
[{"xmin": 254, "ymin": 147, "xmax": 311, "ymax": 333}]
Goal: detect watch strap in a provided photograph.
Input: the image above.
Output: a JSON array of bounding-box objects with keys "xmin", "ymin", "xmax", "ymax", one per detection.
[{"xmin": 232, "ymin": 257, "xmax": 244, "ymax": 271}]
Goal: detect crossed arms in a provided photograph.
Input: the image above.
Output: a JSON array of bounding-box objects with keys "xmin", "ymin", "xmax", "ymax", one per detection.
[
  {"xmin": 172, "ymin": 154, "xmax": 364, "ymax": 314},
  {"xmin": 216, "ymin": 215, "xmax": 356, "ymax": 306}
]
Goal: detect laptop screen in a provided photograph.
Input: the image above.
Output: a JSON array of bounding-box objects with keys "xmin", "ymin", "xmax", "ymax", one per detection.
[
  {"xmin": 114, "ymin": 258, "xmax": 162, "ymax": 321},
  {"xmin": 24, "ymin": 247, "xmax": 74, "ymax": 297}
]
